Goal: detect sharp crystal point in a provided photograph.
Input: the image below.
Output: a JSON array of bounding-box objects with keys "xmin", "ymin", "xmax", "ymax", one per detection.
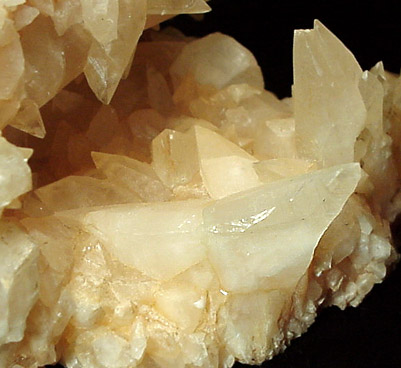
[{"xmin": 0, "ymin": 6, "xmax": 400, "ymax": 368}]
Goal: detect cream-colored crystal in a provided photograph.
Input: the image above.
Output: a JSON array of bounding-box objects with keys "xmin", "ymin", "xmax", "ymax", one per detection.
[
  {"xmin": 0, "ymin": 12, "xmax": 400, "ymax": 368},
  {"xmin": 35, "ymin": 175, "xmax": 141, "ymax": 212},
  {"xmin": 83, "ymin": 199, "xmax": 208, "ymax": 280},
  {"xmin": 0, "ymin": 136, "xmax": 31, "ymax": 212},
  {"xmin": 151, "ymin": 128, "xmax": 199, "ymax": 189},
  {"xmin": 84, "ymin": 0, "xmax": 147, "ymax": 104},
  {"xmin": 0, "ymin": 0, "xmax": 210, "ymax": 131},
  {"xmin": 294, "ymin": 20, "xmax": 366, "ymax": 167},
  {"xmin": 254, "ymin": 158, "xmax": 316, "ymax": 183},
  {"xmin": 147, "ymin": 0, "xmax": 210, "ymax": 15},
  {"xmin": 92, "ymin": 152, "xmax": 172, "ymax": 202},
  {"xmin": 170, "ymin": 32, "xmax": 264, "ymax": 90},
  {"xmin": 0, "ymin": 221, "xmax": 39, "ymax": 345},
  {"xmin": 204, "ymin": 163, "xmax": 361, "ymax": 292}
]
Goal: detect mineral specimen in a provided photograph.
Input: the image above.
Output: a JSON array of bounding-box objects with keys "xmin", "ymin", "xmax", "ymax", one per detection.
[
  {"xmin": 0, "ymin": 0, "xmax": 210, "ymax": 131},
  {"xmin": 0, "ymin": 2, "xmax": 400, "ymax": 368}
]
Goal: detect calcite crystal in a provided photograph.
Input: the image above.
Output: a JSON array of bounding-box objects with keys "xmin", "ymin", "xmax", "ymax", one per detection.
[
  {"xmin": 0, "ymin": 0, "xmax": 210, "ymax": 132},
  {"xmin": 0, "ymin": 5, "xmax": 401, "ymax": 368}
]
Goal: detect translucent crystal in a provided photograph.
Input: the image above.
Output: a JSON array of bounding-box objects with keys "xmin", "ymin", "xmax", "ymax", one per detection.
[
  {"xmin": 204, "ymin": 163, "xmax": 361, "ymax": 292},
  {"xmin": 0, "ymin": 0, "xmax": 208, "ymax": 134},
  {"xmin": 170, "ymin": 32, "xmax": 264, "ymax": 90},
  {"xmin": 294, "ymin": 20, "xmax": 366, "ymax": 167},
  {"xmin": 84, "ymin": 0, "xmax": 147, "ymax": 104},
  {"xmin": 35, "ymin": 175, "xmax": 141, "ymax": 212},
  {"xmin": 0, "ymin": 12, "xmax": 400, "ymax": 368},
  {"xmin": 147, "ymin": 0, "xmax": 210, "ymax": 15},
  {"xmin": 92, "ymin": 152, "xmax": 172, "ymax": 202},
  {"xmin": 0, "ymin": 136, "xmax": 31, "ymax": 212},
  {"xmin": 0, "ymin": 221, "xmax": 39, "ymax": 345},
  {"xmin": 83, "ymin": 199, "xmax": 208, "ymax": 280}
]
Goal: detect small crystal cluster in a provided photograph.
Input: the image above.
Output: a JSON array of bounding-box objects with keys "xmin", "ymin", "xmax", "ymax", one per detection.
[
  {"xmin": 0, "ymin": 0, "xmax": 210, "ymax": 133},
  {"xmin": 0, "ymin": 3, "xmax": 401, "ymax": 368}
]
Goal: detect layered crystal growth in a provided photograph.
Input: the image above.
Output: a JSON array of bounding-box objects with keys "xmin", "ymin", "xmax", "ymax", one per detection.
[
  {"xmin": 0, "ymin": 0, "xmax": 210, "ymax": 132},
  {"xmin": 0, "ymin": 4, "xmax": 401, "ymax": 368}
]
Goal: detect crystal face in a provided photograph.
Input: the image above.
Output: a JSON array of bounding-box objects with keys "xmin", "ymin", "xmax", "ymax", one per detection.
[{"xmin": 0, "ymin": 3, "xmax": 401, "ymax": 368}]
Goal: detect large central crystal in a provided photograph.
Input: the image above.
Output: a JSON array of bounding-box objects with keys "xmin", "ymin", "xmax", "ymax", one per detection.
[{"xmin": 0, "ymin": 2, "xmax": 400, "ymax": 367}]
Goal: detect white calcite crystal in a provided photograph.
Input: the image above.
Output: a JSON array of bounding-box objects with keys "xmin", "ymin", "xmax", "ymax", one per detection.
[
  {"xmin": 0, "ymin": 0, "xmax": 210, "ymax": 131},
  {"xmin": 0, "ymin": 221, "xmax": 39, "ymax": 347},
  {"xmin": 0, "ymin": 9, "xmax": 400, "ymax": 368}
]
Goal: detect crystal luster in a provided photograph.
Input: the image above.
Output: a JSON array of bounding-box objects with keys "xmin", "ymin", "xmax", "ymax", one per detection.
[{"xmin": 0, "ymin": 5, "xmax": 400, "ymax": 368}]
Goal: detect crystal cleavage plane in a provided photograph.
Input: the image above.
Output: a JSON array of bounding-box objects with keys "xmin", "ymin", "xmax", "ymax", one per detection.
[{"xmin": 0, "ymin": 2, "xmax": 400, "ymax": 367}]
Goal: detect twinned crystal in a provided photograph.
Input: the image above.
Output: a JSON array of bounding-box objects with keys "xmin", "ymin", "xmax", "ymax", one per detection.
[{"xmin": 0, "ymin": 3, "xmax": 400, "ymax": 368}]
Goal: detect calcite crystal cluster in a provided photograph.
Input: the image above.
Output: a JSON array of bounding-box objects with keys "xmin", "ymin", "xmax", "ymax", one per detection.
[
  {"xmin": 0, "ymin": 3, "xmax": 401, "ymax": 368},
  {"xmin": 0, "ymin": 0, "xmax": 210, "ymax": 133}
]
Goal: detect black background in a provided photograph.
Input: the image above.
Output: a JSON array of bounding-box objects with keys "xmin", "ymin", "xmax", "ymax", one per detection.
[
  {"xmin": 50, "ymin": 1, "xmax": 401, "ymax": 367},
  {"xmin": 168, "ymin": 1, "xmax": 401, "ymax": 367},
  {"xmin": 167, "ymin": 0, "xmax": 401, "ymax": 98}
]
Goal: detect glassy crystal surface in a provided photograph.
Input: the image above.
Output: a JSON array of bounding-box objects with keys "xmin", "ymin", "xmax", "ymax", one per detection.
[{"xmin": 0, "ymin": 4, "xmax": 400, "ymax": 368}]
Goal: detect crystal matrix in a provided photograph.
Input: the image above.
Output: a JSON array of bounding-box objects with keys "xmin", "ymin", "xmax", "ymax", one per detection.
[{"xmin": 0, "ymin": 9, "xmax": 401, "ymax": 368}]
